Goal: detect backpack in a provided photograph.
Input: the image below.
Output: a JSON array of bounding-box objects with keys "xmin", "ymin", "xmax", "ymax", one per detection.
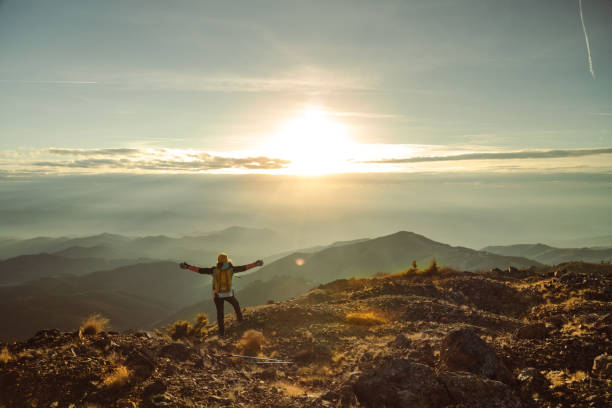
[{"xmin": 214, "ymin": 263, "xmax": 233, "ymax": 294}]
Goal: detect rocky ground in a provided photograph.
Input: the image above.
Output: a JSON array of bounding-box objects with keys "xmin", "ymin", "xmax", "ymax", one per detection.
[{"xmin": 1, "ymin": 261, "xmax": 611, "ymax": 408}]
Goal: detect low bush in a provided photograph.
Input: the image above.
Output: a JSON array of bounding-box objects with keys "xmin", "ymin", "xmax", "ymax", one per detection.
[
  {"xmin": 102, "ymin": 365, "xmax": 132, "ymax": 388},
  {"xmin": 423, "ymin": 258, "xmax": 439, "ymax": 274},
  {"xmin": 167, "ymin": 313, "xmax": 210, "ymax": 340},
  {"xmin": 80, "ymin": 314, "xmax": 109, "ymax": 336},
  {"xmin": 168, "ymin": 320, "xmax": 193, "ymax": 340},
  {"xmin": 238, "ymin": 329, "xmax": 265, "ymax": 356}
]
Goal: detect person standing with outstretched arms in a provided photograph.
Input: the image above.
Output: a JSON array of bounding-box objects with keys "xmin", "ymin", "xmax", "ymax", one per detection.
[{"xmin": 180, "ymin": 253, "xmax": 263, "ymax": 336}]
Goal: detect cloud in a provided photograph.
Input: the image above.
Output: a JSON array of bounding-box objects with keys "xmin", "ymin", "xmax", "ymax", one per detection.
[
  {"xmin": 108, "ymin": 67, "xmax": 374, "ymax": 94},
  {"xmin": 32, "ymin": 154, "xmax": 290, "ymax": 172},
  {"xmin": 366, "ymin": 147, "xmax": 612, "ymax": 164},
  {"xmin": 0, "ymin": 80, "xmax": 97, "ymax": 85},
  {"xmin": 48, "ymin": 148, "xmax": 140, "ymax": 156}
]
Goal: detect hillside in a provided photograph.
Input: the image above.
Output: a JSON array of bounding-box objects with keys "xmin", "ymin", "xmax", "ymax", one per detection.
[
  {"xmin": 0, "ymin": 231, "xmax": 542, "ymax": 340},
  {"xmin": 0, "ymin": 253, "xmax": 127, "ymax": 285},
  {"xmin": 482, "ymin": 243, "xmax": 612, "ymax": 265},
  {"xmin": 0, "ymin": 262, "xmax": 210, "ymax": 339},
  {"xmin": 249, "ymin": 231, "xmax": 540, "ymax": 285},
  {"xmin": 1, "ymin": 262, "xmax": 610, "ymax": 407}
]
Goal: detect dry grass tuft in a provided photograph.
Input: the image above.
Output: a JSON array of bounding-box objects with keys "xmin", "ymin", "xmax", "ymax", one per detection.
[
  {"xmin": 166, "ymin": 313, "xmax": 209, "ymax": 340},
  {"xmin": 102, "ymin": 365, "xmax": 132, "ymax": 388},
  {"xmin": 0, "ymin": 347, "xmax": 14, "ymax": 363},
  {"xmin": 238, "ymin": 329, "xmax": 265, "ymax": 356},
  {"xmin": 274, "ymin": 381, "xmax": 306, "ymax": 397},
  {"xmin": 168, "ymin": 320, "xmax": 193, "ymax": 340},
  {"xmin": 545, "ymin": 369, "xmax": 589, "ymax": 389},
  {"xmin": 80, "ymin": 313, "xmax": 109, "ymax": 336},
  {"xmin": 345, "ymin": 311, "xmax": 388, "ymax": 326}
]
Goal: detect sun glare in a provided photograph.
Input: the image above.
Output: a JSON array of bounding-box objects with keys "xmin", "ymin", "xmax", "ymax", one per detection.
[{"xmin": 266, "ymin": 106, "xmax": 356, "ymax": 175}]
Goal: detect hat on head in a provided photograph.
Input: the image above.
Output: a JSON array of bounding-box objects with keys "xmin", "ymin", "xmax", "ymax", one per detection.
[{"xmin": 218, "ymin": 253, "xmax": 228, "ymax": 263}]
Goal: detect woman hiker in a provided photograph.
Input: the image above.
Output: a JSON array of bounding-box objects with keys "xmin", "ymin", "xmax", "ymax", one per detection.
[{"xmin": 180, "ymin": 253, "xmax": 263, "ymax": 336}]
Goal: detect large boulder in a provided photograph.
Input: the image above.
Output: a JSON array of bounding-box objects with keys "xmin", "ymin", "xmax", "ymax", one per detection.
[
  {"xmin": 440, "ymin": 328, "xmax": 513, "ymax": 384},
  {"xmin": 438, "ymin": 371, "xmax": 522, "ymax": 408},
  {"xmin": 352, "ymin": 359, "xmax": 451, "ymax": 408},
  {"xmin": 352, "ymin": 358, "xmax": 523, "ymax": 408}
]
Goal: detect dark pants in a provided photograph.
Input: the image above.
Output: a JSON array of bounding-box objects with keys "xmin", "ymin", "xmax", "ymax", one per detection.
[{"xmin": 214, "ymin": 295, "xmax": 243, "ymax": 335}]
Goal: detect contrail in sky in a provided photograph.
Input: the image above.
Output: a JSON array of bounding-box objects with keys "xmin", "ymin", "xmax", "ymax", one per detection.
[{"xmin": 578, "ymin": 0, "xmax": 595, "ymax": 79}]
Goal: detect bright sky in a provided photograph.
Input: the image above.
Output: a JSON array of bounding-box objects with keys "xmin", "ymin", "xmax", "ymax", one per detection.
[{"xmin": 1, "ymin": 0, "xmax": 611, "ymax": 176}]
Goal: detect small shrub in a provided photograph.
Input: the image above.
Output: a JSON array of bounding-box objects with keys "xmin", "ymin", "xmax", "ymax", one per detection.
[
  {"xmin": 0, "ymin": 347, "xmax": 13, "ymax": 363},
  {"xmin": 80, "ymin": 313, "xmax": 109, "ymax": 336},
  {"xmin": 168, "ymin": 320, "xmax": 193, "ymax": 340},
  {"xmin": 167, "ymin": 313, "xmax": 209, "ymax": 340},
  {"xmin": 194, "ymin": 313, "xmax": 208, "ymax": 327},
  {"xmin": 238, "ymin": 330, "xmax": 265, "ymax": 356},
  {"xmin": 192, "ymin": 313, "xmax": 209, "ymax": 338},
  {"xmin": 345, "ymin": 311, "xmax": 387, "ymax": 326},
  {"xmin": 102, "ymin": 365, "xmax": 132, "ymax": 388},
  {"xmin": 423, "ymin": 258, "xmax": 439, "ymax": 274}
]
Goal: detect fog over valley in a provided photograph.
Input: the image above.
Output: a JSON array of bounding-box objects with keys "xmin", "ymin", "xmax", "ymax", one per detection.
[{"xmin": 1, "ymin": 172, "xmax": 611, "ymax": 249}]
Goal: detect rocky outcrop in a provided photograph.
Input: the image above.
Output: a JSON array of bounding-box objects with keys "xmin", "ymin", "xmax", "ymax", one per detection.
[
  {"xmin": 352, "ymin": 359, "xmax": 522, "ymax": 408},
  {"xmin": 440, "ymin": 327, "xmax": 514, "ymax": 384},
  {"xmin": 352, "ymin": 359, "xmax": 451, "ymax": 408},
  {"xmin": 437, "ymin": 371, "xmax": 521, "ymax": 408}
]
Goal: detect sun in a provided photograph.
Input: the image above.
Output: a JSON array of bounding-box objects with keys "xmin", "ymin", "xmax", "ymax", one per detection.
[{"xmin": 266, "ymin": 106, "xmax": 355, "ymax": 175}]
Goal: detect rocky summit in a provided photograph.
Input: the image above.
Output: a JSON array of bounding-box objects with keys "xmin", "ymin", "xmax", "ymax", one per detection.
[{"xmin": 1, "ymin": 262, "xmax": 610, "ymax": 408}]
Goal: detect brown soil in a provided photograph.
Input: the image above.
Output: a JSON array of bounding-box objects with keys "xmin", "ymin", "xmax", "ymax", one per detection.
[{"xmin": 0, "ymin": 261, "xmax": 610, "ymax": 407}]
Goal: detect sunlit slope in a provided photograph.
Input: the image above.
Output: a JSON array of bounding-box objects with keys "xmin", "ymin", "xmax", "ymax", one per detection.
[{"xmin": 252, "ymin": 231, "xmax": 540, "ymax": 283}]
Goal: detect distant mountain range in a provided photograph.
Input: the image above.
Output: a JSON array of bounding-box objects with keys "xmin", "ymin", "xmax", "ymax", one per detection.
[
  {"xmin": 0, "ymin": 229, "xmax": 594, "ymax": 340},
  {"xmin": 482, "ymin": 244, "xmax": 612, "ymax": 265},
  {"xmin": 0, "ymin": 227, "xmax": 290, "ymax": 265},
  {"xmin": 244, "ymin": 231, "xmax": 540, "ymax": 286},
  {"xmin": 552, "ymin": 234, "xmax": 612, "ymax": 249},
  {"xmin": 0, "ymin": 253, "xmax": 140, "ymax": 285}
]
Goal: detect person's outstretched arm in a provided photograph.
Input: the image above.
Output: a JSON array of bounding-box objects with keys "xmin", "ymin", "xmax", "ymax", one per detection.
[
  {"xmin": 179, "ymin": 262, "xmax": 214, "ymax": 275},
  {"xmin": 233, "ymin": 259, "xmax": 264, "ymax": 273}
]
